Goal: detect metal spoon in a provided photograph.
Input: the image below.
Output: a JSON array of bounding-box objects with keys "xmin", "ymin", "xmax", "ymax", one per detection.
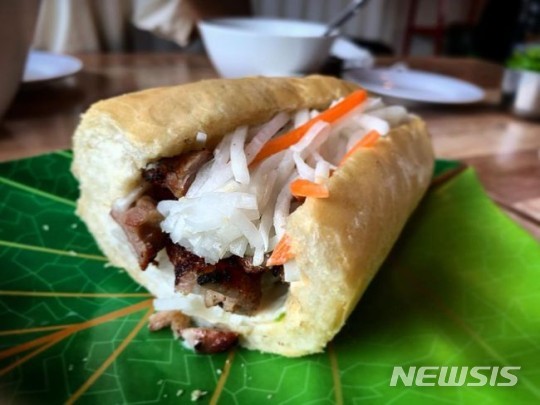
[{"xmin": 323, "ymin": 0, "xmax": 369, "ymax": 37}]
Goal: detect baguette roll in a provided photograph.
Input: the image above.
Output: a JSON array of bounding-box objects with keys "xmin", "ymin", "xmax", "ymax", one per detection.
[{"xmin": 72, "ymin": 75, "xmax": 434, "ymax": 356}]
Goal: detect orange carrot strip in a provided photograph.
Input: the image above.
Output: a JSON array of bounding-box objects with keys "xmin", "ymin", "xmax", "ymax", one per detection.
[
  {"xmin": 290, "ymin": 179, "xmax": 330, "ymax": 199},
  {"xmin": 339, "ymin": 130, "xmax": 381, "ymax": 167},
  {"xmin": 251, "ymin": 89, "xmax": 368, "ymax": 165},
  {"xmin": 267, "ymin": 234, "xmax": 294, "ymax": 266}
]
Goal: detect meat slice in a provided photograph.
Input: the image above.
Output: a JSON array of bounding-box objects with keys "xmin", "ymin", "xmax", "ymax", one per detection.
[
  {"xmin": 111, "ymin": 196, "xmax": 166, "ymax": 270},
  {"xmin": 148, "ymin": 310, "xmax": 191, "ymax": 338},
  {"xmin": 149, "ymin": 312, "xmax": 237, "ymax": 353},
  {"xmin": 166, "ymin": 244, "xmax": 263, "ymax": 315},
  {"xmin": 142, "ymin": 150, "xmax": 212, "ymax": 198},
  {"xmin": 198, "ymin": 258, "xmax": 262, "ymax": 315},
  {"xmin": 166, "ymin": 243, "xmax": 215, "ymax": 294},
  {"xmin": 181, "ymin": 328, "xmax": 238, "ymax": 354}
]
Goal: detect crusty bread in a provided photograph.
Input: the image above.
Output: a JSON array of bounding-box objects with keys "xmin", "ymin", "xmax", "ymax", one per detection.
[{"xmin": 72, "ymin": 76, "xmax": 433, "ymax": 356}]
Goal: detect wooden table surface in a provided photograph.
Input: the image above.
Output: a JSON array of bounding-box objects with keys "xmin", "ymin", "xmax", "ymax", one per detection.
[{"xmin": 1, "ymin": 53, "xmax": 539, "ymax": 239}]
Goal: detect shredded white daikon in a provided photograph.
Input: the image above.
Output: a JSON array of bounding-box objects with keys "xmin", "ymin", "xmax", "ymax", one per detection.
[
  {"xmin": 245, "ymin": 112, "xmax": 289, "ymax": 163},
  {"xmin": 293, "ymin": 152, "xmax": 315, "ymax": 181},
  {"xmin": 312, "ymin": 151, "xmax": 337, "ymax": 170},
  {"xmin": 230, "ymin": 126, "xmax": 249, "ymax": 184},
  {"xmin": 314, "ymin": 160, "xmax": 331, "ymax": 184},
  {"xmin": 159, "ymin": 192, "xmax": 260, "ymax": 264},
  {"xmin": 354, "ymin": 114, "xmax": 390, "ymax": 135},
  {"xmin": 290, "ymin": 121, "xmax": 330, "ymax": 156},
  {"xmin": 293, "ymin": 109, "xmax": 310, "ymax": 128},
  {"xmin": 155, "ymin": 96, "xmax": 410, "ymax": 267},
  {"xmin": 368, "ymin": 106, "xmax": 408, "ymax": 127},
  {"xmin": 283, "ymin": 261, "xmax": 301, "ymax": 282}
]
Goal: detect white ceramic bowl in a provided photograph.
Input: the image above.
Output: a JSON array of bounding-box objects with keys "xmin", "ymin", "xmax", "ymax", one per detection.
[{"xmin": 198, "ymin": 18, "xmax": 338, "ymax": 78}]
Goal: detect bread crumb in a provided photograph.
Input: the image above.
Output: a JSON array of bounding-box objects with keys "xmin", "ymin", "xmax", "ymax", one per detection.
[
  {"xmin": 42, "ymin": 224, "xmax": 50, "ymax": 231},
  {"xmin": 190, "ymin": 390, "xmax": 207, "ymax": 402},
  {"xmin": 71, "ymin": 223, "xmax": 78, "ymax": 229},
  {"xmin": 216, "ymin": 368, "xmax": 222, "ymax": 375},
  {"xmin": 176, "ymin": 389, "xmax": 184, "ymax": 397},
  {"xmin": 68, "ymin": 250, "xmax": 77, "ymax": 256},
  {"xmin": 267, "ymin": 394, "xmax": 273, "ymax": 399}
]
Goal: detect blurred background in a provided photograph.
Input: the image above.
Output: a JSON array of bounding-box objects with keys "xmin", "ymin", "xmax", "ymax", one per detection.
[
  {"xmin": 1, "ymin": 2, "xmax": 540, "ymax": 255},
  {"xmin": 30, "ymin": 0, "xmax": 539, "ymax": 62}
]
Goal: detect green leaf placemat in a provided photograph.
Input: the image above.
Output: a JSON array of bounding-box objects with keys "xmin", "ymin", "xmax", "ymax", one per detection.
[{"xmin": 0, "ymin": 153, "xmax": 538, "ymax": 404}]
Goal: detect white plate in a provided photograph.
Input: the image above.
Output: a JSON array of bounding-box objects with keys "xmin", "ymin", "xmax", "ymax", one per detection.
[
  {"xmin": 344, "ymin": 68, "xmax": 485, "ymax": 104},
  {"xmin": 23, "ymin": 50, "xmax": 83, "ymax": 84}
]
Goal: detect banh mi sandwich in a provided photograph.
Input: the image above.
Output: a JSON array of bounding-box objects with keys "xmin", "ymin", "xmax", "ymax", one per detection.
[{"xmin": 72, "ymin": 75, "xmax": 434, "ymax": 357}]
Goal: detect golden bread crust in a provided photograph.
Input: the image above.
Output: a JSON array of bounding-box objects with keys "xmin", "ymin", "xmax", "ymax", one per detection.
[{"xmin": 87, "ymin": 75, "xmax": 357, "ymax": 155}]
